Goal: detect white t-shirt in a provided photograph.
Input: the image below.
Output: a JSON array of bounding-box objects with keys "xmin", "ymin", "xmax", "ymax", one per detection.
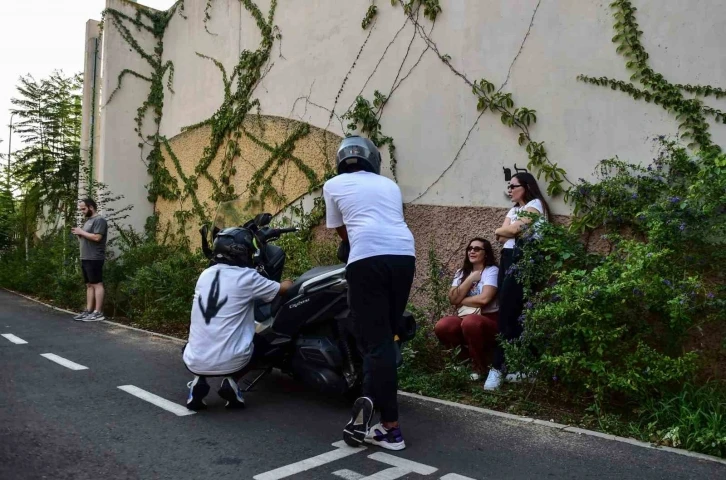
[
  {"xmin": 323, "ymin": 171, "xmax": 415, "ymax": 265},
  {"xmin": 503, "ymin": 199, "xmax": 546, "ymax": 249},
  {"xmin": 452, "ymin": 265, "xmax": 500, "ymax": 313},
  {"xmin": 183, "ymin": 263, "xmax": 280, "ymax": 375}
]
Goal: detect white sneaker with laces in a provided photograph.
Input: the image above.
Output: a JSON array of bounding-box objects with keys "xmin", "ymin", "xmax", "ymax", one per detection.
[{"xmin": 483, "ymin": 368, "xmax": 503, "ymax": 391}]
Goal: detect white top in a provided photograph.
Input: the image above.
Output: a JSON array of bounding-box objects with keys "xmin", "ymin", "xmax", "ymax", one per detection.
[
  {"xmin": 183, "ymin": 264, "xmax": 280, "ymax": 375},
  {"xmin": 452, "ymin": 265, "xmax": 500, "ymax": 313},
  {"xmin": 323, "ymin": 171, "xmax": 415, "ymax": 265},
  {"xmin": 502, "ymin": 199, "xmax": 546, "ymax": 249}
]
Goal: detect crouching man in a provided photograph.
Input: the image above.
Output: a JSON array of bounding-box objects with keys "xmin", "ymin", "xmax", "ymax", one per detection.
[{"xmin": 183, "ymin": 227, "xmax": 292, "ymax": 410}]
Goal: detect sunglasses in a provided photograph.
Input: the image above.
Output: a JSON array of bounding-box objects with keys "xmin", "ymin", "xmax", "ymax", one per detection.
[
  {"xmin": 467, "ymin": 246, "xmax": 485, "ymax": 253},
  {"xmin": 507, "ymin": 184, "xmax": 525, "ymax": 190}
]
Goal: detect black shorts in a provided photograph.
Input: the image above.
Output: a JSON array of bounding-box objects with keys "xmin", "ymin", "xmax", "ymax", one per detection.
[{"xmin": 81, "ymin": 260, "xmax": 104, "ymax": 284}]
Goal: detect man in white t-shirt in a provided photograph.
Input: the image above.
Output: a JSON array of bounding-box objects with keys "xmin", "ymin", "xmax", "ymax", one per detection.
[
  {"xmin": 324, "ymin": 136, "xmax": 416, "ymax": 451},
  {"xmin": 183, "ymin": 227, "xmax": 292, "ymax": 410}
]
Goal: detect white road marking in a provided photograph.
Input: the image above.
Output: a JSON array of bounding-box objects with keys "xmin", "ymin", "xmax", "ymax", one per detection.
[
  {"xmin": 440, "ymin": 474, "xmax": 478, "ymax": 480},
  {"xmin": 367, "ymin": 452, "xmax": 438, "ymax": 475},
  {"xmin": 333, "ymin": 469, "xmax": 365, "ymax": 480},
  {"xmin": 253, "ymin": 441, "xmax": 366, "ymax": 480},
  {"xmin": 2, "ymin": 333, "xmax": 28, "ymax": 344},
  {"xmin": 359, "ymin": 467, "xmax": 411, "ymax": 480},
  {"xmin": 117, "ymin": 385, "xmax": 196, "ymax": 417},
  {"xmin": 40, "ymin": 353, "xmax": 88, "ymax": 370}
]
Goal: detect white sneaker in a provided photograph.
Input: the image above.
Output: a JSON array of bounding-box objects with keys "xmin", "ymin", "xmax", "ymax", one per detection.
[{"xmin": 483, "ymin": 369, "xmax": 503, "ymax": 391}]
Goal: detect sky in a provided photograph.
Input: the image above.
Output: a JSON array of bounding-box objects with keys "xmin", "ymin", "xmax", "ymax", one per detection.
[{"xmin": 0, "ymin": 0, "xmax": 176, "ymax": 156}]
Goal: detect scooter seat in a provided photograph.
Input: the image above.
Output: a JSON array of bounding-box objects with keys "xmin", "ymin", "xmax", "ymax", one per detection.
[{"xmin": 285, "ymin": 264, "xmax": 346, "ymax": 300}]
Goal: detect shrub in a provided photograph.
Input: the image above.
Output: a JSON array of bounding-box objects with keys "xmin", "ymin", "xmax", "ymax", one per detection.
[{"xmin": 506, "ymin": 139, "xmax": 725, "ymax": 414}]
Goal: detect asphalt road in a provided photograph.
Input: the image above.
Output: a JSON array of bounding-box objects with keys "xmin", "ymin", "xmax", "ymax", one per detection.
[{"xmin": 1, "ymin": 290, "xmax": 724, "ymax": 480}]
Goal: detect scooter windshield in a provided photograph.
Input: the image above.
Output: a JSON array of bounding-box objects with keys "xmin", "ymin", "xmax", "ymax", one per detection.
[{"xmin": 211, "ymin": 197, "xmax": 265, "ymax": 232}]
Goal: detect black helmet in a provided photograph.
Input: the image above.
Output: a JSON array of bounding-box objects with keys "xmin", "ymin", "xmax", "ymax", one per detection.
[
  {"xmin": 336, "ymin": 135, "xmax": 381, "ymax": 175},
  {"xmin": 211, "ymin": 227, "xmax": 256, "ymax": 267}
]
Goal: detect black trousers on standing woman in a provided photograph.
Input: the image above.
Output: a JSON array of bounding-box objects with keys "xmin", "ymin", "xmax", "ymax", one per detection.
[{"xmin": 493, "ymin": 247, "xmax": 524, "ymax": 371}]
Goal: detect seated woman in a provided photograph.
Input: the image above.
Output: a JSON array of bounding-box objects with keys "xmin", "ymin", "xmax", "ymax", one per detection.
[{"xmin": 434, "ymin": 238, "xmax": 499, "ymax": 377}]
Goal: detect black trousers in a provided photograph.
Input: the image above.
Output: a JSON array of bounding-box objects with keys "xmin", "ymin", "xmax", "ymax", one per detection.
[
  {"xmin": 493, "ymin": 248, "xmax": 524, "ymax": 371},
  {"xmin": 346, "ymin": 254, "xmax": 416, "ymax": 423}
]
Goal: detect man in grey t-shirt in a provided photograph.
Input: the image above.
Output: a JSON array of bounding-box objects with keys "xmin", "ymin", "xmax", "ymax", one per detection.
[{"xmin": 70, "ymin": 198, "xmax": 108, "ymax": 322}]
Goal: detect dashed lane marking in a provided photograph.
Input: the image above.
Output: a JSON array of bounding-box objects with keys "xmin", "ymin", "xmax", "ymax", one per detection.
[
  {"xmin": 40, "ymin": 353, "xmax": 88, "ymax": 371},
  {"xmin": 117, "ymin": 385, "xmax": 196, "ymax": 417},
  {"xmin": 2, "ymin": 333, "xmax": 28, "ymax": 344}
]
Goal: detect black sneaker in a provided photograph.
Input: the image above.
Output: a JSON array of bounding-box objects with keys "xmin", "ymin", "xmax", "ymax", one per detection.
[
  {"xmin": 343, "ymin": 397, "xmax": 374, "ymax": 447},
  {"xmin": 186, "ymin": 376, "xmax": 210, "ymax": 411},
  {"xmin": 218, "ymin": 377, "xmax": 246, "ymax": 409}
]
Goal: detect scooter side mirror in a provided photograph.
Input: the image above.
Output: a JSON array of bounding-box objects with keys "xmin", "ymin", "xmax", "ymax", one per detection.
[{"xmin": 254, "ymin": 213, "xmax": 273, "ymax": 227}]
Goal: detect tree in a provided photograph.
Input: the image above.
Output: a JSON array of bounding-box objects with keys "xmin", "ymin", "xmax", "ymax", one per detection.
[{"xmin": 10, "ymin": 71, "xmax": 83, "ymax": 231}]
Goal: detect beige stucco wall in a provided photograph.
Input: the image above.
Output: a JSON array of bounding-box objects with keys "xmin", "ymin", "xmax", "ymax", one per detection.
[
  {"xmin": 155, "ymin": 115, "xmax": 341, "ymax": 249},
  {"xmin": 96, "ymin": 0, "xmax": 159, "ymax": 235},
  {"xmin": 89, "ymin": 0, "xmax": 726, "ymax": 239}
]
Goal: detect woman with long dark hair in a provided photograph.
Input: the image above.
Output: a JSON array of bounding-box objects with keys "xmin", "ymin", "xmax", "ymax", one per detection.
[
  {"xmin": 486, "ymin": 172, "xmax": 550, "ymax": 390},
  {"xmin": 434, "ymin": 238, "xmax": 499, "ymax": 377}
]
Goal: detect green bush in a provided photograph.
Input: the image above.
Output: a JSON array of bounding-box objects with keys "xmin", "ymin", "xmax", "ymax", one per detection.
[
  {"xmin": 506, "ymin": 139, "xmax": 725, "ymax": 417},
  {"xmin": 635, "ymin": 382, "xmax": 726, "ymax": 457}
]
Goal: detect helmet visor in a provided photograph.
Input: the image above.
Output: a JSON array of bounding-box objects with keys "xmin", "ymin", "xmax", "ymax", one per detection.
[{"xmin": 338, "ymin": 143, "xmax": 373, "ymax": 163}]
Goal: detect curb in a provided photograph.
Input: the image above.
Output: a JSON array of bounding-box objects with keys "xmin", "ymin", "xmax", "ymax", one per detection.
[
  {"xmin": 396, "ymin": 392, "xmax": 726, "ymax": 466},
  {"xmin": 1, "ymin": 287, "xmax": 187, "ymax": 345},
  {"xmin": 4, "ymin": 287, "xmax": 725, "ymax": 466}
]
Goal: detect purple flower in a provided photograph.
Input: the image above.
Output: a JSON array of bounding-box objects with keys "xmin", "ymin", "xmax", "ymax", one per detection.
[
  {"xmin": 631, "ymin": 193, "xmax": 638, "ymax": 199},
  {"xmin": 646, "ymin": 253, "xmax": 654, "ymax": 257},
  {"xmin": 525, "ymin": 301, "xmax": 534, "ymax": 309},
  {"xmin": 552, "ymin": 375, "xmax": 559, "ymax": 382},
  {"xmin": 679, "ymin": 223, "xmax": 686, "ymax": 231},
  {"xmin": 669, "ymin": 196, "xmax": 681, "ymax": 203},
  {"xmin": 647, "ymin": 165, "xmax": 653, "ymax": 171},
  {"xmin": 517, "ymin": 314, "xmax": 526, "ymax": 325},
  {"xmin": 707, "ymin": 292, "xmax": 715, "ymax": 299},
  {"xmin": 663, "ymin": 279, "xmax": 672, "ymax": 287}
]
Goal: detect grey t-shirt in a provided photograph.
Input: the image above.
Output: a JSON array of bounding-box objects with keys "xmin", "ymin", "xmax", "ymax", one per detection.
[{"xmin": 80, "ymin": 215, "xmax": 108, "ymax": 260}]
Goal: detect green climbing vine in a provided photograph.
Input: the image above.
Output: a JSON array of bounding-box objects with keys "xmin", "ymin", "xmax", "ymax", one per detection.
[
  {"xmin": 204, "ymin": 0, "xmax": 217, "ymax": 35},
  {"xmin": 342, "ymin": 92, "xmax": 398, "ymax": 179},
  {"xmin": 471, "ymin": 79, "xmax": 569, "ymax": 196},
  {"xmin": 362, "ymin": 3, "xmax": 378, "ymax": 29},
  {"xmin": 577, "ymin": 0, "xmax": 725, "ymax": 157},
  {"xmin": 179, "ymin": 0, "xmax": 321, "ymax": 212},
  {"xmin": 392, "ymin": 0, "xmax": 441, "ymax": 22},
  {"xmin": 101, "ymin": 3, "xmax": 180, "ymax": 204}
]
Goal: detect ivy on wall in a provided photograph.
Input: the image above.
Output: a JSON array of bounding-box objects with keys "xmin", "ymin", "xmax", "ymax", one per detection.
[
  {"xmin": 104, "ymin": 0, "xmax": 726, "ymax": 242},
  {"xmin": 577, "ymin": 0, "xmax": 725, "ymax": 157},
  {"xmin": 101, "ymin": 3, "xmax": 180, "ymax": 204}
]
